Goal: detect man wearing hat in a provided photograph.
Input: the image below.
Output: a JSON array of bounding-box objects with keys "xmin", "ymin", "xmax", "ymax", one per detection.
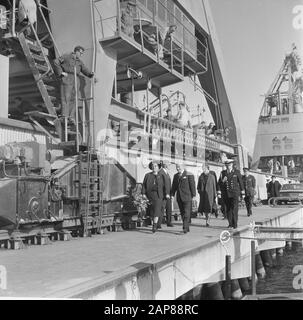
[
  {"xmin": 218, "ymin": 159, "xmax": 244, "ymax": 229},
  {"xmin": 171, "ymin": 162, "xmax": 196, "ymax": 234},
  {"xmin": 242, "ymin": 168, "xmax": 256, "ymax": 217},
  {"xmin": 158, "ymin": 160, "xmax": 174, "ymax": 228}
]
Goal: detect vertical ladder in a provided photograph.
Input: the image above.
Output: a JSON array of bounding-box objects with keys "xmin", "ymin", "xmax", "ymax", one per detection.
[{"xmin": 80, "ymin": 143, "xmax": 104, "ymax": 236}]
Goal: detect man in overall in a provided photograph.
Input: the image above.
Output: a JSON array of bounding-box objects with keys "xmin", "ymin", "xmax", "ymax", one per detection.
[{"xmin": 54, "ymin": 46, "xmax": 94, "ymax": 125}]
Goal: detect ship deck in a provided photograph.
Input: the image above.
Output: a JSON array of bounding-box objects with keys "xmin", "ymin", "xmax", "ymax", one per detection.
[{"xmin": 0, "ymin": 206, "xmax": 302, "ymax": 299}]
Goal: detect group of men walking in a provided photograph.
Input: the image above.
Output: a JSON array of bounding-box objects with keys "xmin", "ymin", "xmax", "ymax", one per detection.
[{"xmin": 142, "ymin": 159, "xmax": 257, "ymax": 234}]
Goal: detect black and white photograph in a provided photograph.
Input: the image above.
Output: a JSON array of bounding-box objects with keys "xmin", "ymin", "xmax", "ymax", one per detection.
[{"xmin": 0, "ymin": 0, "xmax": 303, "ymax": 304}]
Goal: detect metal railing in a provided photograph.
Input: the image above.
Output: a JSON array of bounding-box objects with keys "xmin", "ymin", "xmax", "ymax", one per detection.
[{"xmin": 95, "ymin": 0, "xmax": 208, "ymax": 75}]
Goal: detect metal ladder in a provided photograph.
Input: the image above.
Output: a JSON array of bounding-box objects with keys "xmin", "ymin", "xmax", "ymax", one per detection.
[{"xmin": 81, "ymin": 138, "xmax": 104, "ymax": 236}]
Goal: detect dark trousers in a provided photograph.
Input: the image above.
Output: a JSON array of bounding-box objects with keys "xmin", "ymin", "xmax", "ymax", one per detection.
[
  {"xmin": 244, "ymin": 195, "xmax": 253, "ymax": 216},
  {"xmin": 226, "ymin": 196, "xmax": 239, "ymax": 228},
  {"xmin": 219, "ymin": 196, "xmax": 228, "ymax": 218},
  {"xmin": 158, "ymin": 198, "xmax": 172, "ymax": 226},
  {"xmin": 177, "ymin": 197, "xmax": 191, "ymax": 231},
  {"xmin": 61, "ymin": 77, "xmax": 80, "ymax": 119}
]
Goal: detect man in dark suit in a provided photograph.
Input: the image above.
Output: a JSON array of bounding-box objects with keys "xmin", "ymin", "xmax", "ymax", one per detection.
[
  {"xmin": 158, "ymin": 160, "xmax": 174, "ymax": 228},
  {"xmin": 267, "ymin": 175, "xmax": 282, "ymax": 199},
  {"xmin": 242, "ymin": 168, "xmax": 256, "ymax": 217},
  {"xmin": 218, "ymin": 160, "xmax": 244, "ymax": 229},
  {"xmin": 171, "ymin": 163, "xmax": 196, "ymax": 234}
]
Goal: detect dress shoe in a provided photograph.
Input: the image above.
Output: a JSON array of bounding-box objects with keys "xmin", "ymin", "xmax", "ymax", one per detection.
[{"xmin": 167, "ymin": 223, "xmax": 174, "ymax": 227}]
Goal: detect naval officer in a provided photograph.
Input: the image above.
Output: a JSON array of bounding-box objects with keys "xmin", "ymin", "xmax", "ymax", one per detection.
[{"xmin": 218, "ymin": 159, "xmax": 244, "ymax": 229}]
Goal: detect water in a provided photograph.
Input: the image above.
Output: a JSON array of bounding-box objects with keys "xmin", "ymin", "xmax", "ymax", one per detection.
[{"xmin": 256, "ymin": 246, "xmax": 303, "ymax": 295}]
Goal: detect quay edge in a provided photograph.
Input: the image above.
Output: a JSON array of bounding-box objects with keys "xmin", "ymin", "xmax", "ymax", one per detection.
[{"xmin": 44, "ymin": 206, "xmax": 303, "ymax": 300}]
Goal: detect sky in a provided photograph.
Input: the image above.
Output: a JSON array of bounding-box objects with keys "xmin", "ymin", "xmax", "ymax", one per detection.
[{"xmin": 208, "ymin": 0, "xmax": 303, "ymax": 154}]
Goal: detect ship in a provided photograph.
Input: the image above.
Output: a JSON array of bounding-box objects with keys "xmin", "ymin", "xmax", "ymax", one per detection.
[
  {"xmin": 252, "ymin": 44, "xmax": 303, "ymax": 182},
  {"xmin": 0, "ymin": 0, "xmax": 294, "ymax": 240}
]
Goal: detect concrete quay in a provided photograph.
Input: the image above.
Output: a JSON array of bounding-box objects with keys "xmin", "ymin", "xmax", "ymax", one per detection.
[{"xmin": 0, "ymin": 206, "xmax": 303, "ymax": 299}]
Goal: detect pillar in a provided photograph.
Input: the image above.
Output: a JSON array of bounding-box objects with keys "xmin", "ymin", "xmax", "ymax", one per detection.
[
  {"xmin": 260, "ymin": 250, "xmax": 273, "ymax": 268},
  {"xmin": 231, "ymin": 279, "xmax": 243, "ymax": 300},
  {"xmin": 255, "ymin": 253, "xmax": 266, "ymax": 279},
  {"xmin": 201, "ymin": 283, "xmax": 224, "ymax": 300}
]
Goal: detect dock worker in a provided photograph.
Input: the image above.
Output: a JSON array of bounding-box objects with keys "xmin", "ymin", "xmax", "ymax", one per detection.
[
  {"xmin": 218, "ymin": 159, "xmax": 244, "ymax": 229},
  {"xmin": 171, "ymin": 162, "xmax": 196, "ymax": 234},
  {"xmin": 267, "ymin": 175, "xmax": 282, "ymax": 200},
  {"xmin": 53, "ymin": 46, "xmax": 94, "ymax": 125},
  {"xmin": 242, "ymin": 168, "xmax": 256, "ymax": 217}
]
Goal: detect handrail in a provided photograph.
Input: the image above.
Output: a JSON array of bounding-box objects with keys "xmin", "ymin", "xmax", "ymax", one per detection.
[
  {"xmin": 90, "ymin": 0, "xmax": 97, "ymax": 148},
  {"xmin": 27, "ymin": 22, "xmax": 52, "ymax": 79}
]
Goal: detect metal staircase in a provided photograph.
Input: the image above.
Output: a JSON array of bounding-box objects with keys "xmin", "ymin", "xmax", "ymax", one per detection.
[{"xmin": 17, "ymin": 23, "xmax": 62, "ymax": 139}]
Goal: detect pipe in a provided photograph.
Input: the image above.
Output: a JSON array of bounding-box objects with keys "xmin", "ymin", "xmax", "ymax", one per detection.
[
  {"xmin": 90, "ymin": 0, "xmax": 97, "ymax": 147},
  {"xmin": 251, "ymin": 240, "xmax": 256, "ymax": 295}
]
